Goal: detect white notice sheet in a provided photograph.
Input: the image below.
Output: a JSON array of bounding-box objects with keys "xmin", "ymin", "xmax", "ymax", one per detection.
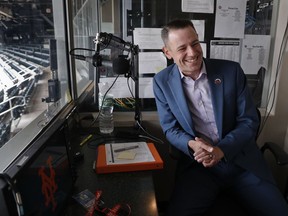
[
  {"xmin": 192, "ymin": 20, "xmax": 205, "ymax": 41},
  {"xmin": 139, "ymin": 77, "xmax": 154, "ymax": 98},
  {"xmin": 133, "ymin": 28, "xmax": 163, "ymax": 50},
  {"xmin": 240, "ymin": 35, "xmax": 271, "ymax": 75},
  {"xmin": 139, "ymin": 52, "xmax": 167, "ymax": 74},
  {"xmin": 200, "ymin": 43, "xmax": 207, "ymax": 58},
  {"xmin": 182, "ymin": 0, "xmax": 214, "ymax": 13},
  {"xmin": 210, "ymin": 40, "xmax": 240, "ymax": 62},
  {"xmin": 214, "ymin": 0, "xmax": 247, "ymax": 38},
  {"xmin": 99, "ymin": 77, "xmax": 133, "ymax": 98}
]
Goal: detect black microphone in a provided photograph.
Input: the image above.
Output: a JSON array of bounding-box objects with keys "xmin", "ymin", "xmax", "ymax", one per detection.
[
  {"xmin": 74, "ymin": 54, "xmax": 113, "ymax": 68},
  {"xmin": 112, "ymin": 56, "xmax": 130, "ymax": 75},
  {"xmin": 96, "ymin": 32, "xmax": 132, "ymax": 52}
]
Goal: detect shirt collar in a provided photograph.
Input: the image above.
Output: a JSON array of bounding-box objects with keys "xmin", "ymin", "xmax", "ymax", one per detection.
[{"xmin": 178, "ymin": 62, "xmax": 207, "ymax": 80}]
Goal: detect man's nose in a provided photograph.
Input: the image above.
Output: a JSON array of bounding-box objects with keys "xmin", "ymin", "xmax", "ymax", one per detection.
[{"xmin": 187, "ymin": 46, "xmax": 197, "ymax": 55}]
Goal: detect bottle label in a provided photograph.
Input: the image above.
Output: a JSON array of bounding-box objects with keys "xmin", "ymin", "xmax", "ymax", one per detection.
[{"xmin": 99, "ymin": 94, "xmax": 114, "ymax": 108}]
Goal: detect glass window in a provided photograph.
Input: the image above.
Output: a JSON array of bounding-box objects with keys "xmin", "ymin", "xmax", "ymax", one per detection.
[
  {"xmin": 70, "ymin": 0, "xmax": 99, "ymax": 100},
  {"xmin": 70, "ymin": 0, "xmax": 139, "ymax": 112},
  {"xmin": 0, "ymin": 0, "xmax": 70, "ymax": 169}
]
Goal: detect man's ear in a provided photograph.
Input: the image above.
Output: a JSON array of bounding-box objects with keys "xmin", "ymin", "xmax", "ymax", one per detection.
[{"xmin": 162, "ymin": 47, "xmax": 172, "ymax": 59}]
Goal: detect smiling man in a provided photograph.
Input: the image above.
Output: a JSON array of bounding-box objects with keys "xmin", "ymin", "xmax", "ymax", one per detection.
[{"xmin": 153, "ymin": 19, "xmax": 288, "ymax": 216}]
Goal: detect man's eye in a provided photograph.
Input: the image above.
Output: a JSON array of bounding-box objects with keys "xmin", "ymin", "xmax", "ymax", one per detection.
[
  {"xmin": 192, "ymin": 42, "xmax": 200, "ymax": 47},
  {"xmin": 178, "ymin": 47, "xmax": 186, "ymax": 51}
]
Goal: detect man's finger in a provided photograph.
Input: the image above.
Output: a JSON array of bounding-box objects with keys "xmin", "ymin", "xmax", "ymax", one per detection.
[
  {"xmin": 200, "ymin": 144, "xmax": 213, "ymax": 153},
  {"xmin": 194, "ymin": 137, "xmax": 213, "ymax": 152}
]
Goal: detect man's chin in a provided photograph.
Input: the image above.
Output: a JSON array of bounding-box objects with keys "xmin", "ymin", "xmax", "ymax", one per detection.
[{"xmin": 186, "ymin": 64, "xmax": 201, "ymax": 72}]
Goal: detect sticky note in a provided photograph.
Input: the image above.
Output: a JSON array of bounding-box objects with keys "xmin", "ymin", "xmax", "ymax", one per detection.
[{"xmin": 117, "ymin": 151, "xmax": 136, "ymax": 160}]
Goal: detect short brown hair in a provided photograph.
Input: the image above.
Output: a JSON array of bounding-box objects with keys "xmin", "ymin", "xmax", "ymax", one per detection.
[{"xmin": 161, "ymin": 19, "xmax": 196, "ymax": 46}]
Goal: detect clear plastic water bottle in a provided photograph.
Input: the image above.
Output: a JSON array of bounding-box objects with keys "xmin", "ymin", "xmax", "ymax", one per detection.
[{"xmin": 98, "ymin": 83, "xmax": 114, "ymax": 134}]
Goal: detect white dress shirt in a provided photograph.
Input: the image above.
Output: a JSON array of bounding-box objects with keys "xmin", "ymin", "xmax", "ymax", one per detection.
[{"xmin": 180, "ymin": 63, "xmax": 219, "ymax": 144}]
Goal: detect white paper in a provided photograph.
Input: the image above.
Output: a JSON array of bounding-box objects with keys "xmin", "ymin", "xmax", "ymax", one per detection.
[
  {"xmin": 210, "ymin": 40, "xmax": 240, "ymax": 62},
  {"xmin": 192, "ymin": 20, "xmax": 205, "ymax": 41},
  {"xmin": 182, "ymin": 0, "xmax": 214, "ymax": 13},
  {"xmin": 133, "ymin": 28, "xmax": 163, "ymax": 50},
  {"xmin": 139, "ymin": 77, "xmax": 154, "ymax": 98},
  {"xmin": 139, "ymin": 52, "xmax": 167, "ymax": 74},
  {"xmin": 99, "ymin": 77, "xmax": 134, "ymax": 98},
  {"xmin": 240, "ymin": 35, "xmax": 271, "ymax": 75},
  {"xmin": 200, "ymin": 43, "xmax": 207, "ymax": 58},
  {"xmin": 214, "ymin": 0, "xmax": 247, "ymax": 38},
  {"xmin": 105, "ymin": 142, "xmax": 155, "ymax": 165}
]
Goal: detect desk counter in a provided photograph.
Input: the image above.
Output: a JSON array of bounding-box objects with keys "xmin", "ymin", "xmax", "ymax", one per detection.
[{"xmin": 66, "ymin": 138, "xmax": 159, "ymax": 216}]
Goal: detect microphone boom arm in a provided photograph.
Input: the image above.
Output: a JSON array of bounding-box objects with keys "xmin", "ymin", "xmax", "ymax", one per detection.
[{"xmin": 94, "ymin": 32, "xmax": 141, "ymax": 125}]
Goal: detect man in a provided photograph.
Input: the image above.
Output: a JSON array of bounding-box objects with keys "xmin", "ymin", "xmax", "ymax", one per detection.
[{"xmin": 153, "ymin": 19, "xmax": 288, "ymax": 215}]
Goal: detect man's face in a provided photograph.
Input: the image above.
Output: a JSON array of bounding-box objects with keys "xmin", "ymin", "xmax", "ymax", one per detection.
[{"xmin": 163, "ymin": 26, "xmax": 203, "ymax": 77}]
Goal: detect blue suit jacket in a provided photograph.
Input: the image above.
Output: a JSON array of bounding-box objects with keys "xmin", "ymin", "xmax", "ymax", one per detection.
[{"xmin": 153, "ymin": 58, "xmax": 273, "ymax": 182}]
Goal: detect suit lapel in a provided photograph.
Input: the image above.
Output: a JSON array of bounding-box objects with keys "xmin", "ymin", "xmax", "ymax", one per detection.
[
  {"xmin": 205, "ymin": 59, "xmax": 224, "ymax": 138},
  {"xmin": 167, "ymin": 65, "xmax": 195, "ymax": 134}
]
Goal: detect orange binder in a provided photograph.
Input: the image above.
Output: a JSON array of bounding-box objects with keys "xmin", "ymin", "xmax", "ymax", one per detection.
[{"xmin": 95, "ymin": 142, "xmax": 163, "ymax": 174}]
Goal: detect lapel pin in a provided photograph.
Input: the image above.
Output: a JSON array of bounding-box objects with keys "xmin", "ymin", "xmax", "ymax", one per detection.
[{"xmin": 214, "ymin": 78, "xmax": 222, "ymax": 85}]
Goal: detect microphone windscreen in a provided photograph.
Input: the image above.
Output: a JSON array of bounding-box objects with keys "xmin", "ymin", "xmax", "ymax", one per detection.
[{"xmin": 113, "ymin": 57, "xmax": 130, "ymax": 75}]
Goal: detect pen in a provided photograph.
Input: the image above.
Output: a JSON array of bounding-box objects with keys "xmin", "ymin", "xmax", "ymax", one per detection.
[
  {"xmin": 80, "ymin": 134, "xmax": 93, "ymax": 146},
  {"xmin": 114, "ymin": 145, "xmax": 139, "ymax": 153}
]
